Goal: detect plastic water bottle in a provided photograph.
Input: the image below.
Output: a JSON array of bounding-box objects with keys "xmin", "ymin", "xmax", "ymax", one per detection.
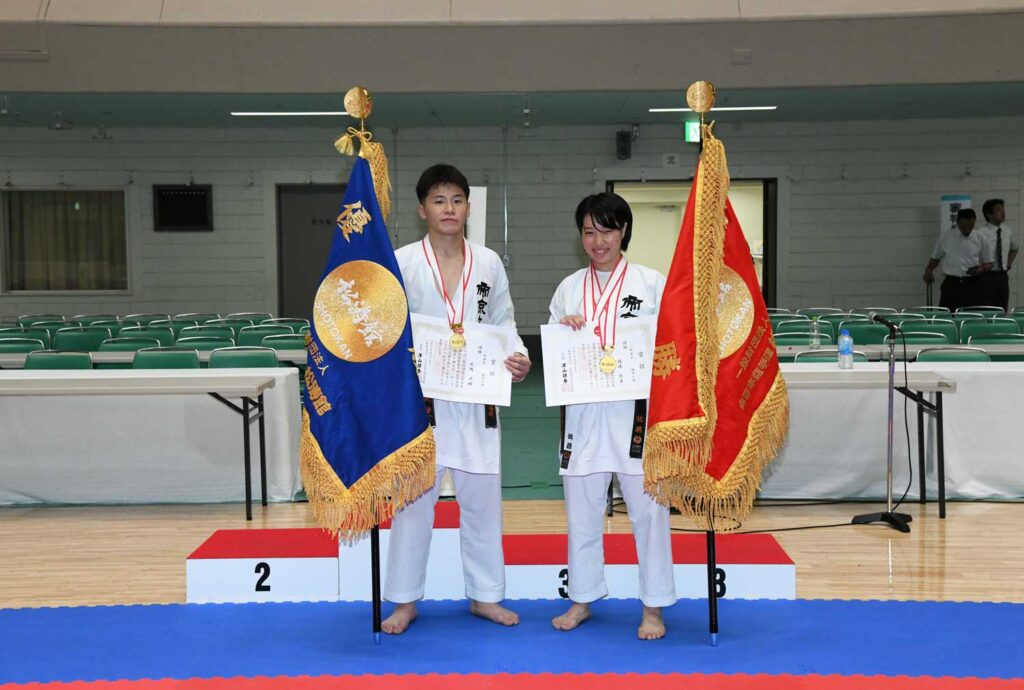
[
  {"xmin": 809, "ymin": 317, "xmax": 821, "ymax": 349},
  {"xmin": 837, "ymin": 329, "xmax": 854, "ymax": 370}
]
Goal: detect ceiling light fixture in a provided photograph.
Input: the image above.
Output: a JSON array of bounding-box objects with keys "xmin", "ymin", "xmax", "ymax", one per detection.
[
  {"xmin": 648, "ymin": 106, "xmax": 777, "ymax": 113},
  {"xmin": 230, "ymin": 111, "xmax": 348, "ymax": 117}
]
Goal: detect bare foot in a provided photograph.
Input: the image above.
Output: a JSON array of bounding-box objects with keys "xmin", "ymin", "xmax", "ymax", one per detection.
[
  {"xmin": 469, "ymin": 600, "xmax": 520, "ymax": 626},
  {"xmin": 551, "ymin": 602, "xmax": 591, "ymax": 631},
  {"xmin": 381, "ymin": 602, "xmax": 417, "ymax": 635},
  {"xmin": 637, "ymin": 605, "xmax": 666, "ymax": 640}
]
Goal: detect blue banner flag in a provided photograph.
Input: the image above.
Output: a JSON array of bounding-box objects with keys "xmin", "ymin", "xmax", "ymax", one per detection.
[{"xmin": 300, "ymin": 157, "xmax": 435, "ymax": 541}]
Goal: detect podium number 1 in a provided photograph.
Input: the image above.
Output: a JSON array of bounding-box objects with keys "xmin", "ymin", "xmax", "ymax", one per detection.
[{"xmin": 255, "ymin": 562, "xmax": 271, "ymax": 592}]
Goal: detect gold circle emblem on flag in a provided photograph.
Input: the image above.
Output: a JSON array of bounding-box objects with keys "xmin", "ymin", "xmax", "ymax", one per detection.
[
  {"xmin": 716, "ymin": 266, "xmax": 755, "ymax": 360},
  {"xmin": 313, "ymin": 260, "xmax": 407, "ymax": 363}
]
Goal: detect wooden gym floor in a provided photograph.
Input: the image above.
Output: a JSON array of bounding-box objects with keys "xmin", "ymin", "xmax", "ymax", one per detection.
[{"xmin": 1, "ymin": 499, "xmax": 1021, "ymax": 609}]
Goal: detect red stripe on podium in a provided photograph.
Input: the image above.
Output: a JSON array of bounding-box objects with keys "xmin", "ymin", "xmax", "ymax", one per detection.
[
  {"xmin": 503, "ymin": 533, "xmax": 792, "ymax": 565},
  {"xmin": 187, "ymin": 529, "xmax": 338, "ymax": 560},
  {"xmin": 378, "ymin": 499, "xmax": 460, "ymax": 530}
]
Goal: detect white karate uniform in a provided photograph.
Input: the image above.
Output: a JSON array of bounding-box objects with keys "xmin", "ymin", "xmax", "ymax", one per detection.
[
  {"xmin": 384, "ymin": 238, "xmax": 527, "ymax": 604},
  {"xmin": 548, "ymin": 262, "xmax": 677, "ymax": 608}
]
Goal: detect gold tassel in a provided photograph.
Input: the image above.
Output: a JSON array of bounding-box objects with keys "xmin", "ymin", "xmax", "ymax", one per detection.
[
  {"xmin": 335, "ymin": 126, "xmax": 392, "ymax": 221},
  {"xmin": 664, "ymin": 373, "xmax": 790, "ymax": 531},
  {"xmin": 299, "ymin": 410, "xmax": 436, "ymax": 544}
]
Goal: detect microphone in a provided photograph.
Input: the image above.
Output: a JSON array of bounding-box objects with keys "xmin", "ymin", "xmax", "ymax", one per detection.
[{"xmin": 870, "ymin": 312, "xmax": 898, "ymax": 331}]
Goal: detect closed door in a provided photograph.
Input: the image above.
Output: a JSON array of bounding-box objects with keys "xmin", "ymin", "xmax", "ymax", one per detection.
[{"xmin": 277, "ymin": 184, "xmax": 346, "ymax": 320}]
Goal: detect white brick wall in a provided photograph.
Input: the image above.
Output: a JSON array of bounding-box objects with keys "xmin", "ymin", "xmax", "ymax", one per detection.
[{"xmin": 1, "ymin": 117, "xmax": 1021, "ymax": 330}]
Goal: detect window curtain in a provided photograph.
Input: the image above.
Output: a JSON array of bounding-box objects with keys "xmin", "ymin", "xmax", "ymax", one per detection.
[{"xmin": 5, "ymin": 190, "xmax": 128, "ymax": 291}]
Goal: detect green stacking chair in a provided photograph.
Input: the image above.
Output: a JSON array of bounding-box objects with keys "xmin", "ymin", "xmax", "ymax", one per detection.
[
  {"xmin": 175, "ymin": 312, "xmax": 220, "ymax": 324},
  {"xmin": 775, "ymin": 319, "xmax": 815, "ymax": 335},
  {"xmin": 952, "ymin": 313, "xmax": 986, "ymax": 334},
  {"xmin": 795, "ymin": 307, "xmax": 843, "ymax": 318},
  {"xmin": 133, "ymin": 347, "xmax": 200, "ymax": 369},
  {"xmin": 227, "ymin": 312, "xmax": 273, "ymax": 324},
  {"xmin": 838, "ymin": 321, "xmax": 889, "ymax": 345},
  {"xmin": 237, "ymin": 325, "xmax": 292, "ymax": 347},
  {"xmin": 968, "ymin": 333, "xmax": 1024, "ymax": 345},
  {"xmin": 770, "ymin": 314, "xmax": 806, "ymax": 332},
  {"xmin": 118, "ymin": 326, "xmax": 174, "ymax": 347},
  {"xmin": 204, "ymin": 319, "xmax": 253, "ymax": 334},
  {"xmin": 901, "ymin": 319, "xmax": 958, "ymax": 344},
  {"xmin": 24, "ymin": 350, "xmax": 92, "ymax": 369},
  {"xmin": 916, "ymin": 347, "xmax": 991, "ymax": 362},
  {"xmin": 851, "ymin": 307, "xmax": 898, "ymax": 316},
  {"xmin": 1011, "ymin": 312, "xmax": 1024, "ymax": 332},
  {"xmin": 99, "ymin": 337, "xmax": 161, "ymax": 351},
  {"xmin": 1, "ymin": 327, "xmax": 51, "ymax": 348},
  {"xmin": 17, "ymin": 314, "xmax": 65, "ymax": 327},
  {"xmin": 70, "ymin": 314, "xmax": 119, "ymax": 326},
  {"xmin": 28, "ymin": 321, "xmax": 69, "ymax": 343},
  {"xmin": 96, "ymin": 337, "xmax": 161, "ymax": 369},
  {"xmin": 892, "ymin": 313, "xmax": 926, "ymax": 325},
  {"xmin": 819, "ymin": 313, "xmax": 866, "ymax": 340},
  {"xmin": 124, "ymin": 313, "xmax": 171, "ymax": 326},
  {"xmin": 175, "ymin": 336, "xmax": 234, "ymax": 351},
  {"xmin": 150, "ymin": 319, "xmax": 199, "ymax": 339},
  {"xmin": 261, "ymin": 317, "xmax": 310, "ymax": 332},
  {"xmin": 0, "ymin": 337, "xmax": 47, "ymax": 353},
  {"xmin": 209, "ymin": 346, "xmax": 279, "ymax": 369},
  {"xmin": 960, "ymin": 318, "xmax": 1019, "ymax": 343},
  {"xmin": 773, "ymin": 332, "xmax": 834, "ymax": 346},
  {"xmin": 52, "ymin": 326, "xmax": 113, "ymax": 352},
  {"xmin": 88, "ymin": 319, "xmax": 124, "ymax": 336},
  {"xmin": 792, "ymin": 348, "xmax": 869, "ymax": 363},
  {"xmin": 907, "ymin": 306, "xmax": 951, "ymax": 315},
  {"xmin": 179, "ymin": 325, "xmax": 236, "ymax": 342},
  {"xmin": 298, "ymin": 325, "xmax": 310, "ymax": 334},
  {"xmin": 957, "ymin": 306, "xmax": 1005, "ymax": 317},
  {"xmin": 261, "ymin": 333, "xmax": 307, "ymax": 350},
  {"xmin": 886, "ymin": 332, "xmax": 949, "ymax": 345}
]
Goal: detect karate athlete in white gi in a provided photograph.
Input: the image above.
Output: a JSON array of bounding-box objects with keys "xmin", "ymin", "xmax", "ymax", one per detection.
[
  {"xmin": 548, "ymin": 192, "xmax": 677, "ymax": 640},
  {"xmin": 381, "ymin": 164, "xmax": 532, "ymax": 635}
]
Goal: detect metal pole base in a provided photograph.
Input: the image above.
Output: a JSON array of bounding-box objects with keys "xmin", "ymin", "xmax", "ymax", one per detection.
[
  {"xmin": 851, "ymin": 511, "xmax": 912, "ymax": 533},
  {"xmin": 710, "ymin": 632, "xmax": 718, "ymax": 647}
]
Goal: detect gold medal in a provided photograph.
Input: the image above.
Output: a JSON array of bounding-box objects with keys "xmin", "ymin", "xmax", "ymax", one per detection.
[
  {"xmin": 599, "ymin": 347, "xmax": 617, "ymax": 373},
  {"xmin": 450, "ymin": 332, "xmax": 466, "ymax": 350}
]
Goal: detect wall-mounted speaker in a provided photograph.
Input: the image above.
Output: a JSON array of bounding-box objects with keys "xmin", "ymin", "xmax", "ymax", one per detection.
[{"xmin": 616, "ymin": 131, "xmax": 632, "ymax": 160}]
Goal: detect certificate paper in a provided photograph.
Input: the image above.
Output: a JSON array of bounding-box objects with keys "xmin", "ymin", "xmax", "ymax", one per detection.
[
  {"xmin": 410, "ymin": 313, "xmax": 514, "ymax": 407},
  {"xmin": 541, "ymin": 316, "xmax": 657, "ymax": 406}
]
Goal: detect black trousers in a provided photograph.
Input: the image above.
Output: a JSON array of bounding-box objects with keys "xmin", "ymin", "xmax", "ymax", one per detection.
[
  {"xmin": 981, "ymin": 271, "xmax": 1010, "ymax": 311},
  {"xmin": 939, "ymin": 275, "xmax": 981, "ymax": 312}
]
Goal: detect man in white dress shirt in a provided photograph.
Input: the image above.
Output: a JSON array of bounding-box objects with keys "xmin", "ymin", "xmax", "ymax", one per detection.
[
  {"xmin": 381, "ymin": 164, "xmax": 532, "ymax": 634},
  {"xmin": 923, "ymin": 208, "xmax": 988, "ymax": 311},
  {"xmin": 977, "ymin": 198, "xmax": 1018, "ymax": 311}
]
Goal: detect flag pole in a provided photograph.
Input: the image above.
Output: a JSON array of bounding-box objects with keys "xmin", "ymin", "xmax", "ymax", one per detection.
[
  {"xmin": 688, "ymin": 80, "xmax": 721, "ymax": 647},
  {"xmin": 371, "ymin": 525, "xmax": 383, "ymax": 644}
]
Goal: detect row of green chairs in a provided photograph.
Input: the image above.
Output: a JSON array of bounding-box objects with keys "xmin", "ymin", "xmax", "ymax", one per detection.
[
  {"xmin": 787, "ymin": 346, "xmax": 993, "ymax": 363},
  {"xmin": 16, "ymin": 346, "xmax": 282, "ymax": 370},
  {"xmin": 0, "ymin": 325, "xmax": 306, "ymax": 352},
  {"xmin": 773, "ymin": 316, "xmax": 1022, "ymax": 344}
]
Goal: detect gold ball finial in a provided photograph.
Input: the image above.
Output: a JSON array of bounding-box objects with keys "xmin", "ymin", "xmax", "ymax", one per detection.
[
  {"xmin": 686, "ymin": 81, "xmax": 716, "ymax": 114},
  {"xmin": 344, "ymin": 86, "xmax": 373, "ymax": 120}
]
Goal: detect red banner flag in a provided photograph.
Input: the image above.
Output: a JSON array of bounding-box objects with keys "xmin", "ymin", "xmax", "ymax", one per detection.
[{"xmin": 645, "ymin": 124, "xmax": 789, "ymax": 530}]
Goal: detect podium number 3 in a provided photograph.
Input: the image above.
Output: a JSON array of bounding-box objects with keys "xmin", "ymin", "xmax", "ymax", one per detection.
[{"xmin": 255, "ymin": 562, "xmax": 271, "ymax": 592}]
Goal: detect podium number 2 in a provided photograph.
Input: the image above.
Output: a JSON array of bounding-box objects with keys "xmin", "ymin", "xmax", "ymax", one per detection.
[
  {"xmin": 557, "ymin": 568, "xmax": 569, "ymax": 599},
  {"xmin": 255, "ymin": 562, "xmax": 271, "ymax": 592}
]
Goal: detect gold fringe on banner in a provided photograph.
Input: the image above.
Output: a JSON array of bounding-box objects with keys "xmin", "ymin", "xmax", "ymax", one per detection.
[
  {"xmin": 334, "ymin": 127, "xmax": 393, "ymax": 220},
  {"xmin": 644, "ymin": 123, "xmax": 730, "ymax": 501},
  {"xmin": 300, "ymin": 410, "xmax": 435, "ymax": 543},
  {"xmin": 668, "ymin": 373, "xmax": 790, "ymax": 531}
]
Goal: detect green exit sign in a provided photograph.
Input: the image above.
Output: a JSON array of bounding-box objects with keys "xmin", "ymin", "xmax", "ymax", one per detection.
[{"xmin": 685, "ymin": 121, "xmax": 701, "ymax": 143}]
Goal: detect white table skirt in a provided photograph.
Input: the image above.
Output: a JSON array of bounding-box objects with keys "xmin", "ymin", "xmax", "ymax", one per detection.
[
  {"xmin": 761, "ymin": 362, "xmax": 1022, "ymax": 501},
  {"xmin": 0, "ymin": 369, "xmax": 302, "ymax": 505}
]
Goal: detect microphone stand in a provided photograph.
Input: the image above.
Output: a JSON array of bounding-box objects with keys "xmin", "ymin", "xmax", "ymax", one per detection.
[{"xmin": 852, "ymin": 317, "xmax": 912, "ymax": 533}]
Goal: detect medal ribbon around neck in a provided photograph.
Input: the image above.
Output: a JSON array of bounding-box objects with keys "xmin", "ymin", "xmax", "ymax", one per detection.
[
  {"xmin": 583, "ymin": 256, "xmax": 628, "ymax": 354},
  {"xmin": 422, "ymin": 237, "xmax": 474, "ymax": 346}
]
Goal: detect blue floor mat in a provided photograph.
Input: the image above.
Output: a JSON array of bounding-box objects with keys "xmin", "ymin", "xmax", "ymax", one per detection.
[{"xmin": 1, "ymin": 598, "xmax": 1022, "ymax": 684}]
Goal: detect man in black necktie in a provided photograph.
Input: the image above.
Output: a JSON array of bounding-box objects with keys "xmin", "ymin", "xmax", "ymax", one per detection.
[{"xmin": 978, "ymin": 198, "xmax": 1019, "ymax": 311}]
